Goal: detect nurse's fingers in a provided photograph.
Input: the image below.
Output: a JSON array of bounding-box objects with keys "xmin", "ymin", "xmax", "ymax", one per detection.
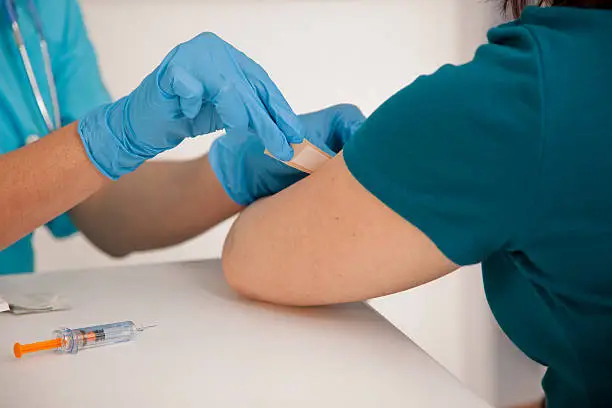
[
  {"xmin": 298, "ymin": 104, "xmax": 366, "ymax": 153},
  {"xmin": 328, "ymin": 104, "xmax": 367, "ymax": 144},
  {"xmin": 211, "ymin": 85, "xmax": 251, "ymax": 136},
  {"xmin": 242, "ymin": 92, "xmax": 295, "ymax": 161},
  {"xmin": 166, "ymin": 66, "xmax": 204, "ymax": 119},
  {"xmin": 162, "ymin": 58, "xmax": 252, "ymax": 135},
  {"xmin": 234, "ymin": 50, "xmax": 303, "ymax": 147}
]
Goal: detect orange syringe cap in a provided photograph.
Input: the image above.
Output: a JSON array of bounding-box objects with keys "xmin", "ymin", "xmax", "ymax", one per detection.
[{"xmin": 14, "ymin": 338, "xmax": 61, "ymax": 359}]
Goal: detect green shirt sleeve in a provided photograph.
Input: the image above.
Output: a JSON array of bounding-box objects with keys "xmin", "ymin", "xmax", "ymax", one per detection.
[
  {"xmin": 344, "ymin": 22, "xmax": 543, "ymax": 266},
  {"xmin": 44, "ymin": 0, "xmax": 111, "ymax": 238}
]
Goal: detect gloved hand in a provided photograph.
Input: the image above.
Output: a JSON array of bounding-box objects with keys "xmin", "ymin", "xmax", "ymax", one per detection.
[
  {"xmin": 209, "ymin": 104, "xmax": 366, "ymax": 205},
  {"xmin": 78, "ymin": 32, "xmax": 301, "ymax": 180}
]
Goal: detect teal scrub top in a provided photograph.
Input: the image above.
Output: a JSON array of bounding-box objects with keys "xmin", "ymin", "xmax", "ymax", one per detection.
[
  {"xmin": 344, "ymin": 6, "xmax": 612, "ymax": 408},
  {"xmin": 0, "ymin": 0, "xmax": 110, "ymax": 274}
]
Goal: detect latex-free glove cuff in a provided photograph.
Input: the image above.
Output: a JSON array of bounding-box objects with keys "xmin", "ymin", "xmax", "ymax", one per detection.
[{"xmin": 78, "ymin": 101, "xmax": 150, "ymax": 180}]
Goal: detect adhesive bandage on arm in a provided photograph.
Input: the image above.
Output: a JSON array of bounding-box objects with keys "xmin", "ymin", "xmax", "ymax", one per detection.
[{"xmin": 265, "ymin": 140, "xmax": 332, "ymax": 174}]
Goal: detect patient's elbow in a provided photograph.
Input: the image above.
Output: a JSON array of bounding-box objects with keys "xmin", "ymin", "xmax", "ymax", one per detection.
[
  {"xmin": 222, "ymin": 247, "xmax": 271, "ymax": 304},
  {"xmin": 221, "ymin": 226, "xmax": 257, "ymax": 300},
  {"xmin": 221, "ymin": 225, "xmax": 299, "ymax": 306},
  {"xmin": 98, "ymin": 243, "xmax": 132, "ymax": 259},
  {"xmin": 223, "ymin": 265, "xmax": 256, "ymax": 302},
  {"xmin": 222, "ymin": 252, "xmax": 248, "ymax": 298}
]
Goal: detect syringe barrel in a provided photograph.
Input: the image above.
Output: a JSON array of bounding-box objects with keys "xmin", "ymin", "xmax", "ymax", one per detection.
[{"xmin": 54, "ymin": 321, "xmax": 137, "ymax": 354}]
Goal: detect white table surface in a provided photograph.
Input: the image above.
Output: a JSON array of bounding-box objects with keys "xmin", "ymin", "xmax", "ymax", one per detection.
[{"xmin": 0, "ymin": 260, "xmax": 492, "ymax": 408}]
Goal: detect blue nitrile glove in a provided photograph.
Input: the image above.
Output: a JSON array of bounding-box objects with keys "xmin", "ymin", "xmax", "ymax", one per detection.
[
  {"xmin": 209, "ymin": 104, "xmax": 366, "ymax": 205},
  {"xmin": 78, "ymin": 32, "xmax": 301, "ymax": 180}
]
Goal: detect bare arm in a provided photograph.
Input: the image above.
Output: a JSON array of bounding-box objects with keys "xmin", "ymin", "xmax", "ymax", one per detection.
[
  {"xmin": 222, "ymin": 152, "xmax": 458, "ymax": 306},
  {"xmin": 70, "ymin": 156, "xmax": 243, "ymax": 257},
  {"xmin": 0, "ymin": 122, "xmax": 107, "ymax": 250}
]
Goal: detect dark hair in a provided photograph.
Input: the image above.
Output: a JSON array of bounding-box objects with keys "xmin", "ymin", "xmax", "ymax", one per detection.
[{"xmin": 504, "ymin": 0, "xmax": 612, "ymax": 18}]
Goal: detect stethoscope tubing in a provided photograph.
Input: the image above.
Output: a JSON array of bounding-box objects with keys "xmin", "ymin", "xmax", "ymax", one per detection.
[{"xmin": 4, "ymin": 0, "xmax": 61, "ymax": 134}]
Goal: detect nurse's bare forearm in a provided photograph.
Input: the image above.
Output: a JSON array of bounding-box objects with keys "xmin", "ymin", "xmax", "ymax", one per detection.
[
  {"xmin": 0, "ymin": 122, "xmax": 107, "ymax": 250},
  {"xmin": 70, "ymin": 156, "xmax": 243, "ymax": 257}
]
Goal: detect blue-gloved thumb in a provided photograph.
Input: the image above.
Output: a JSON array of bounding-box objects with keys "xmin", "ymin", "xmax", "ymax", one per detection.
[
  {"xmin": 166, "ymin": 66, "xmax": 204, "ymax": 119},
  {"xmin": 156, "ymin": 48, "xmax": 204, "ymax": 120}
]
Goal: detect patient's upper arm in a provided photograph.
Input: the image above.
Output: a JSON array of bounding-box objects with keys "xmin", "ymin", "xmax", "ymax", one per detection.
[
  {"xmin": 222, "ymin": 152, "xmax": 458, "ymax": 306},
  {"xmin": 221, "ymin": 40, "xmax": 541, "ymax": 306}
]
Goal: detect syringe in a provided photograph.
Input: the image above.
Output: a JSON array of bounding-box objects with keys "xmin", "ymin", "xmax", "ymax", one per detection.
[{"xmin": 14, "ymin": 321, "xmax": 156, "ymax": 358}]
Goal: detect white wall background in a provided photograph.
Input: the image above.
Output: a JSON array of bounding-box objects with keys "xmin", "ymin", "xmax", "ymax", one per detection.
[{"xmin": 34, "ymin": 0, "xmax": 544, "ymax": 405}]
